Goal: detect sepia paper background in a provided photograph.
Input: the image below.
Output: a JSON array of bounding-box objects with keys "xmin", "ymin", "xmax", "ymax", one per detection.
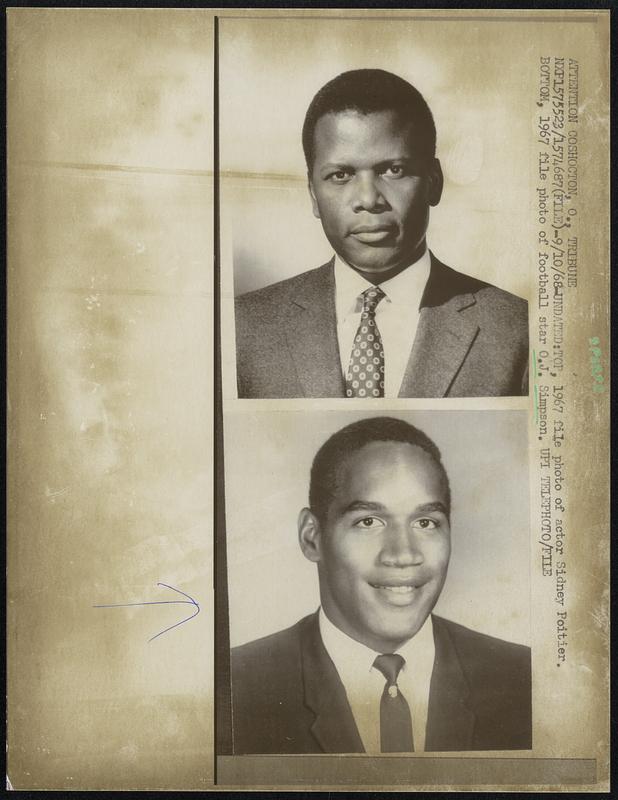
[
  {"xmin": 7, "ymin": 8, "xmax": 214, "ymax": 790},
  {"xmin": 7, "ymin": 7, "xmax": 609, "ymax": 793}
]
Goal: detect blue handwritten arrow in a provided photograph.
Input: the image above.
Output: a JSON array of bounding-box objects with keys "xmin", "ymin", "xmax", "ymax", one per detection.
[{"xmin": 93, "ymin": 582, "xmax": 200, "ymax": 642}]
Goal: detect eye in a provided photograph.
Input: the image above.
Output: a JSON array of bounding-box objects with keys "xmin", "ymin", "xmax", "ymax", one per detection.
[
  {"xmin": 382, "ymin": 164, "xmax": 406, "ymax": 179},
  {"xmin": 413, "ymin": 517, "xmax": 439, "ymax": 531},
  {"xmin": 328, "ymin": 170, "xmax": 352, "ymax": 184},
  {"xmin": 353, "ymin": 516, "xmax": 385, "ymax": 530}
]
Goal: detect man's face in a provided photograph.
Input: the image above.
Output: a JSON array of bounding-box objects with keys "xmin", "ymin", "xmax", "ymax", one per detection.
[
  {"xmin": 300, "ymin": 440, "xmax": 451, "ymax": 653},
  {"xmin": 308, "ymin": 109, "xmax": 442, "ymax": 283}
]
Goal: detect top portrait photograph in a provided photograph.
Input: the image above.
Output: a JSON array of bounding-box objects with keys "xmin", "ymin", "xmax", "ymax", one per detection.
[{"xmin": 219, "ymin": 16, "xmax": 532, "ymax": 400}]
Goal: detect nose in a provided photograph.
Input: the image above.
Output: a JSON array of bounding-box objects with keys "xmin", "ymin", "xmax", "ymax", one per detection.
[
  {"xmin": 379, "ymin": 525, "xmax": 424, "ymax": 568},
  {"xmin": 351, "ymin": 172, "xmax": 387, "ymax": 213}
]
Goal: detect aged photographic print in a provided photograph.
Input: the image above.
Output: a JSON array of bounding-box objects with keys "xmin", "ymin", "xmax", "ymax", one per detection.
[
  {"xmin": 6, "ymin": 7, "xmax": 609, "ymax": 793},
  {"xmin": 224, "ymin": 411, "xmax": 531, "ymax": 756},
  {"xmin": 217, "ymin": 9, "xmax": 608, "ymax": 791}
]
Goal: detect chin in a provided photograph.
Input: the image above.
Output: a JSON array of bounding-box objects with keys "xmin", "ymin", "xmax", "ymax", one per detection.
[{"xmin": 353, "ymin": 246, "xmax": 416, "ymax": 271}]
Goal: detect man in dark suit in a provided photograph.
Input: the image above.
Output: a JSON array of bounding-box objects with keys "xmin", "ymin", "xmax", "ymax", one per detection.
[
  {"xmin": 235, "ymin": 69, "xmax": 528, "ymax": 399},
  {"xmin": 231, "ymin": 417, "xmax": 532, "ymax": 754}
]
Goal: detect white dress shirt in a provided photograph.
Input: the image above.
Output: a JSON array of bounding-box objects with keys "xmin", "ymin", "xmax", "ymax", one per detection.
[
  {"xmin": 318, "ymin": 608, "xmax": 436, "ymax": 753},
  {"xmin": 334, "ymin": 249, "xmax": 431, "ymax": 398}
]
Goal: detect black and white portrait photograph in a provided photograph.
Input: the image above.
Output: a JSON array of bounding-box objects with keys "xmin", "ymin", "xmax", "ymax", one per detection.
[
  {"xmin": 220, "ymin": 409, "xmax": 531, "ymax": 755},
  {"xmin": 219, "ymin": 17, "xmax": 531, "ymax": 400}
]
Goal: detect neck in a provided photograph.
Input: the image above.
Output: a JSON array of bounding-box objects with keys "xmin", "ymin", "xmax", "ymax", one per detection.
[{"xmin": 320, "ymin": 605, "xmax": 415, "ymax": 654}]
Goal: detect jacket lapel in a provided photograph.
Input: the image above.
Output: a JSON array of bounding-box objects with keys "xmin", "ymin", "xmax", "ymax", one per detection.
[
  {"xmin": 283, "ymin": 261, "xmax": 345, "ymax": 397},
  {"xmin": 425, "ymin": 615, "xmax": 476, "ymax": 751},
  {"xmin": 300, "ymin": 613, "xmax": 365, "ymax": 754},
  {"xmin": 398, "ymin": 256, "xmax": 480, "ymax": 398}
]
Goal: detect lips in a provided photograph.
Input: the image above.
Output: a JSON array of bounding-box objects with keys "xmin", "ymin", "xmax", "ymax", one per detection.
[
  {"xmin": 349, "ymin": 224, "xmax": 396, "ymax": 244},
  {"xmin": 370, "ymin": 577, "xmax": 423, "ymax": 588},
  {"xmin": 374, "ymin": 585, "xmax": 415, "ymax": 594},
  {"xmin": 369, "ymin": 579, "xmax": 425, "ymax": 605}
]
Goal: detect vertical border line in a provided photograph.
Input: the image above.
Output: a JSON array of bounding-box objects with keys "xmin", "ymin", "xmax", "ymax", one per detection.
[
  {"xmin": 212, "ymin": 12, "xmax": 219, "ymax": 783},
  {"xmin": 212, "ymin": 13, "xmax": 232, "ymax": 781}
]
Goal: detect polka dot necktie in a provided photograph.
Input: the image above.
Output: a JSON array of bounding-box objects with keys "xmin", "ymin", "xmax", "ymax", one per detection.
[
  {"xmin": 345, "ymin": 286, "xmax": 386, "ymax": 398},
  {"xmin": 373, "ymin": 653, "xmax": 414, "ymax": 752}
]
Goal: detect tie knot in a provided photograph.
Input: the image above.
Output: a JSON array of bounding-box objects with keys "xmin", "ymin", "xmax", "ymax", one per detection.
[
  {"xmin": 362, "ymin": 286, "xmax": 385, "ymax": 315},
  {"xmin": 373, "ymin": 653, "xmax": 405, "ymax": 686}
]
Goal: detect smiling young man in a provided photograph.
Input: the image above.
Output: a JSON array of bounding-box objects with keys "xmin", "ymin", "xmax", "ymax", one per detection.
[
  {"xmin": 235, "ymin": 69, "xmax": 529, "ymax": 398},
  {"xmin": 230, "ymin": 417, "xmax": 532, "ymax": 754}
]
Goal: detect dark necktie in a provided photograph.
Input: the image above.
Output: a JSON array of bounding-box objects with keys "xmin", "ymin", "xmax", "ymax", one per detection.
[
  {"xmin": 345, "ymin": 286, "xmax": 386, "ymax": 398},
  {"xmin": 373, "ymin": 653, "xmax": 414, "ymax": 752}
]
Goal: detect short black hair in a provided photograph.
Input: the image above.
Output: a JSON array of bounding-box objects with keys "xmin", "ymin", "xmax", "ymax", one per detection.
[
  {"xmin": 309, "ymin": 416, "xmax": 451, "ymax": 524},
  {"xmin": 302, "ymin": 69, "xmax": 437, "ymax": 173}
]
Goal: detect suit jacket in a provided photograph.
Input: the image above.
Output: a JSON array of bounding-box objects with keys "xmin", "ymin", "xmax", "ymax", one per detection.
[
  {"xmin": 235, "ymin": 255, "xmax": 528, "ymax": 398},
  {"xmin": 230, "ymin": 612, "xmax": 531, "ymax": 754}
]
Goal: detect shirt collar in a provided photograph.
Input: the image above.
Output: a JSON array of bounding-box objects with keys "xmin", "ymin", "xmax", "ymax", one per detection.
[
  {"xmin": 396, "ymin": 612, "xmax": 436, "ymax": 677},
  {"xmin": 319, "ymin": 607, "xmax": 435, "ymax": 687},
  {"xmin": 334, "ymin": 247, "xmax": 432, "ymax": 321}
]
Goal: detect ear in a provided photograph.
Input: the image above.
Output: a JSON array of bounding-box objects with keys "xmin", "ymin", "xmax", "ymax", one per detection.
[
  {"xmin": 308, "ymin": 177, "xmax": 321, "ymax": 219},
  {"xmin": 427, "ymin": 158, "xmax": 444, "ymax": 207},
  {"xmin": 298, "ymin": 507, "xmax": 322, "ymax": 563}
]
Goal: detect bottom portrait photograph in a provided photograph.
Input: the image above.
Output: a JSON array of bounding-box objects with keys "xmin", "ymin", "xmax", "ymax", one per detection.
[{"xmin": 217, "ymin": 408, "xmax": 531, "ymax": 771}]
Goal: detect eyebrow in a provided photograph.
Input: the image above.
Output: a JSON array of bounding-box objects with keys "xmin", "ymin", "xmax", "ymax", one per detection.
[
  {"xmin": 318, "ymin": 162, "xmax": 353, "ymax": 174},
  {"xmin": 415, "ymin": 502, "xmax": 448, "ymax": 515},
  {"xmin": 341, "ymin": 500, "xmax": 448, "ymax": 516},
  {"xmin": 374, "ymin": 157, "xmax": 412, "ymax": 169},
  {"xmin": 341, "ymin": 500, "xmax": 385, "ymax": 514},
  {"xmin": 319, "ymin": 156, "xmax": 412, "ymax": 172}
]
